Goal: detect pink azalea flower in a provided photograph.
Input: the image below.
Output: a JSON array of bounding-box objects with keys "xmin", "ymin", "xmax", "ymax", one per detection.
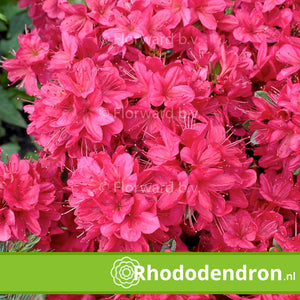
[
  {"xmin": 3, "ymin": 155, "xmax": 38, "ymax": 211},
  {"xmin": 17, "ymin": 28, "xmax": 49, "ymax": 64},
  {"xmin": 259, "ymin": 171, "xmax": 300, "ymax": 211},
  {"xmin": 123, "ymin": 104, "xmax": 163, "ymax": 139},
  {"xmin": 147, "ymin": 127, "xmax": 180, "ymax": 165},
  {"xmin": 118, "ymin": 198, "xmax": 160, "ymax": 242},
  {"xmin": 100, "ymin": 193, "xmax": 134, "ymax": 224},
  {"xmin": 149, "ymin": 65, "xmax": 195, "ymax": 107},
  {"xmin": 180, "ymin": 138, "xmax": 221, "ymax": 167},
  {"xmin": 58, "ymin": 58, "xmax": 97, "ymax": 98},
  {"xmin": 68, "ymin": 151, "xmax": 159, "ymax": 244},
  {"xmin": 103, "ymin": 152, "xmax": 138, "ymax": 194},
  {"xmin": 42, "ymin": 0, "xmax": 66, "ymax": 20},
  {"xmin": 276, "ymin": 44, "xmax": 300, "ymax": 80},
  {"xmin": 2, "ymin": 59, "xmax": 38, "ymax": 96},
  {"xmin": 142, "ymin": 7, "xmax": 175, "ymax": 49},
  {"xmin": 173, "ymin": 26, "xmax": 208, "ymax": 59},
  {"xmin": 86, "ymin": 0, "xmax": 116, "ymax": 26},
  {"xmin": 0, "ymin": 208, "xmax": 15, "ymax": 242},
  {"xmin": 233, "ymin": 5, "xmax": 280, "ymax": 44},
  {"xmin": 60, "ymin": 3, "xmax": 94, "ymax": 39},
  {"xmin": 4, "ymin": 173, "xmax": 40, "ymax": 211},
  {"xmin": 187, "ymin": 168, "xmax": 236, "ymax": 222},
  {"xmin": 0, "ymin": 153, "xmax": 60, "ymax": 242},
  {"xmin": 274, "ymin": 226, "xmax": 300, "ymax": 252},
  {"xmin": 102, "ymin": 9, "xmax": 145, "ymax": 46},
  {"xmin": 2, "ymin": 28, "xmax": 49, "ymax": 95},
  {"xmin": 79, "ymin": 90, "xmax": 116, "ymax": 142},
  {"xmin": 153, "ymin": 0, "xmax": 191, "ymax": 27},
  {"xmin": 48, "ymin": 32, "xmax": 78, "ymax": 70},
  {"xmin": 98, "ymin": 61, "xmax": 133, "ymax": 110},
  {"xmin": 223, "ymin": 210, "xmax": 257, "ymax": 249},
  {"xmin": 137, "ymin": 165, "xmax": 188, "ymax": 211},
  {"xmin": 262, "ymin": 0, "xmax": 285, "ymax": 13},
  {"xmin": 68, "ymin": 156, "xmax": 107, "ymax": 205},
  {"xmin": 250, "ymin": 42, "xmax": 278, "ymax": 81},
  {"xmin": 254, "ymin": 211, "xmax": 283, "ymax": 242},
  {"xmin": 126, "ymin": 61, "xmax": 152, "ymax": 99},
  {"xmin": 278, "ymin": 80, "xmax": 300, "ymax": 113},
  {"xmin": 189, "ymin": 0, "xmax": 227, "ymax": 30}
]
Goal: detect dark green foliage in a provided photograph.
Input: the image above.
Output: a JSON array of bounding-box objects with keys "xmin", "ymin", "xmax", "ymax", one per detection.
[
  {"xmin": 0, "ymin": 295, "xmax": 44, "ymax": 300},
  {"xmin": 0, "ymin": 234, "xmax": 40, "ymax": 252},
  {"xmin": 0, "ymin": 0, "xmax": 37, "ymax": 160}
]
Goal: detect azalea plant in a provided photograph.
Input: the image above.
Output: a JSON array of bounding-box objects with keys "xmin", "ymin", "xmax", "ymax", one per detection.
[{"xmin": 0, "ymin": 0, "xmax": 300, "ymax": 298}]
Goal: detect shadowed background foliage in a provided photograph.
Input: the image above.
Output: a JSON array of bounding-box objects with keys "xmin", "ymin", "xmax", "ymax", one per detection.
[{"xmin": 0, "ymin": 0, "xmax": 37, "ymax": 162}]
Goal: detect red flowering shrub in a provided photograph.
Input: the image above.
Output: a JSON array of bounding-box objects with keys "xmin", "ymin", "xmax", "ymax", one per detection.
[{"xmin": 1, "ymin": 0, "xmax": 300, "ymax": 298}]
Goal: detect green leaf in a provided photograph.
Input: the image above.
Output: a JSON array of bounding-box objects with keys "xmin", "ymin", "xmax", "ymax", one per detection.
[
  {"xmin": 24, "ymin": 151, "xmax": 39, "ymax": 161},
  {"xmin": 250, "ymin": 130, "xmax": 260, "ymax": 145},
  {"xmin": 160, "ymin": 239, "xmax": 177, "ymax": 252},
  {"xmin": 0, "ymin": 37, "xmax": 18, "ymax": 56},
  {"xmin": 214, "ymin": 61, "xmax": 221, "ymax": 77},
  {"xmin": 293, "ymin": 166, "xmax": 300, "ymax": 176},
  {"xmin": 0, "ymin": 296, "xmax": 44, "ymax": 300},
  {"xmin": 0, "ymin": 0, "xmax": 21, "ymax": 20},
  {"xmin": 0, "ymin": 142, "xmax": 20, "ymax": 162},
  {"xmin": 185, "ymin": 205, "xmax": 193, "ymax": 220},
  {"xmin": 0, "ymin": 242, "xmax": 8, "ymax": 252},
  {"xmin": 0, "ymin": 10, "xmax": 32, "ymax": 55},
  {"xmin": 9, "ymin": 10, "xmax": 31, "ymax": 38},
  {"xmin": 8, "ymin": 89, "xmax": 34, "ymax": 110},
  {"xmin": 225, "ymin": 8, "xmax": 233, "ymax": 15},
  {"xmin": 0, "ymin": 12, "xmax": 8, "ymax": 23},
  {"xmin": 0, "ymin": 71, "xmax": 9, "ymax": 88},
  {"xmin": 269, "ymin": 238, "xmax": 283, "ymax": 252},
  {"xmin": 8, "ymin": 234, "xmax": 40, "ymax": 252},
  {"xmin": 0, "ymin": 89, "xmax": 27, "ymax": 128},
  {"xmin": 242, "ymin": 119, "xmax": 252, "ymax": 129},
  {"xmin": 67, "ymin": 0, "xmax": 87, "ymax": 4},
  {"xmin": 163, "ymin": 49, "xmax": 173, "ymax": 57},
  {"xmin": 208, "ymin": 61, "xmax": 221, "ymax": 83},
  {"xmin": 208, "ymin": 61, "xmax": 213, "ymax": 81},
  {"xmin": 10, "ymin": 97, "xmax": 24, "ymax": 110},
  {"xmin": 254, "ymin": 90, "xmax": 277, "ymax": 107},
  {"xmin": 0, "ymin": 21, "xmax": 7, "ymax": 31}
]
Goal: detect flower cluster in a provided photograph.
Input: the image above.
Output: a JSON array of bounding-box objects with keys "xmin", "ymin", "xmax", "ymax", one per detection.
[
  {"xmin": 1, "ymin": 0, "xmax": 300, "ymax": 298},
  {"xmin": 0, "ymin": 153, "xmax": 61, "ymax": 242}
]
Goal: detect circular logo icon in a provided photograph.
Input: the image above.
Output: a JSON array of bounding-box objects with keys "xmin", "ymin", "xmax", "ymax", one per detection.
[{"xmin": 110, "ymin": 256, "xmax": 141, "ymax": 289}]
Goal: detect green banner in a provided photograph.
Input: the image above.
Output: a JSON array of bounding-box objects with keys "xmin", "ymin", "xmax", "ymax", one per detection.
[{"xmin": 0, "ymin": 253, "xmax": 299, "ymax": 294}]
